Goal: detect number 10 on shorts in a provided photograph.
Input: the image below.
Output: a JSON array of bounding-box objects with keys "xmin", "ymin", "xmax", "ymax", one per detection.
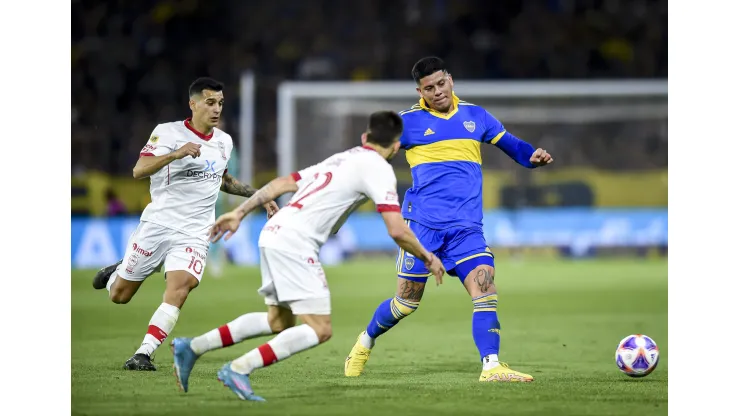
[{"xmin": 185, "ymin": 247, "xmax": 205, "ymax": 275}]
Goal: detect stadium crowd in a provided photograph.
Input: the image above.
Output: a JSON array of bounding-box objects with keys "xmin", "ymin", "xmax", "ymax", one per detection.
[{"xmin": 72, "ymin": 0, "xmax": 667, "ymax": 176}]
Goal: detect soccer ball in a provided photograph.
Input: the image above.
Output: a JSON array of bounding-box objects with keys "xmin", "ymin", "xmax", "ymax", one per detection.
[{"xmin": 615, "ymin": 334, "xmax": 659, "ymax": 377}]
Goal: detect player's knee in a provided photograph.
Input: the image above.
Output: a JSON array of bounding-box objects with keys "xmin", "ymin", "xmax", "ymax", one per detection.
[
  {"xmin": 109, "ymin": 289, "xmax": 131, "ymax": 304},
  {"xmin": 268, "ymin": 316, "xmax": 294, "ymax": 333},
  {"xmin": 302, "ymin": 317, "xmax": 332, "ymax": 343},
  {"xmin": 313, "ymin": 322, "xmax": 332, "ymax": 343},
  {"xmin": 395, "ymin": 278, "xmax": 426, "ymax": 303},
  {"xmin": 164, "ymin": 286, "xmax": 191, "ymax": 307},
  {"xmin": 464, "ymin": 265, "xmax": 497, "ymax": 297}
]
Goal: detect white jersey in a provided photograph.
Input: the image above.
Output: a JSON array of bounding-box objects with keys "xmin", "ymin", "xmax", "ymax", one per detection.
[
  {"xmin": 259, "ymin": 145, "xmax": 401, "ymax": 254},
  {"xmin": 138, "ymin": 119, "xmax": 233, "ymax": 241}
]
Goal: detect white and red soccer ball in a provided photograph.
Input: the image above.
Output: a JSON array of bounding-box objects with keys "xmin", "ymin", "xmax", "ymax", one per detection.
[{"xmin": 615, "ymin": 334, "xmax": 660, "ymax": 377}]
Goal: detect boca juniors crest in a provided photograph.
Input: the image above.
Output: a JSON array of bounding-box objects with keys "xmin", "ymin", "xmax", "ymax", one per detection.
[
  {"xmin": 404, "ymin": 256, "xmax": 415, "ymax": 270},
  {"xmin": 463, "ymin": 121, "xmax": 476, "ymax": 133}
]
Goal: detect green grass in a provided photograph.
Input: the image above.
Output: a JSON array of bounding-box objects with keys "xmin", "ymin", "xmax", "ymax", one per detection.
[{"xmin": 72, "ymin": 258, "xmax": 668, "ymax": 416}]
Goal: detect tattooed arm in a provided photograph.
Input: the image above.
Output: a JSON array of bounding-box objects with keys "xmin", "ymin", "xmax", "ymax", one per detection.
[{"xmin": 220, "ymin": 172, "xmax": 257, "ymax": 197}]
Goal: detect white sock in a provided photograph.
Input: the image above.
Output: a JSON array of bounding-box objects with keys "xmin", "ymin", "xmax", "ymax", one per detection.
[
  {"xmin": 106, "ymin": 273, "xmax": 119, "ymax": 293},
  {"xmin": 482, "ymin": 354, "xmax": 500, "ymax": 370},
  {"xmin": 230, "ymin": 324, "xmax": 319, "ymax": 374},
  {"xmin": 359, "ymin": 331, "xmax": 375, "ymax": 349},
  {"xmin": 135, "ymin": 303, "xmax": 180, "ymax": 356},
  {"xmin": 190, "ymin": 312, "xmax": 273, "ymax": 355}
]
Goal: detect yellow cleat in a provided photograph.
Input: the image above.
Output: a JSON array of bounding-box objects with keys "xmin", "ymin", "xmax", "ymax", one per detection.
[
  {"xmin": 479, "ymin": 363, "xmax": 534, "ymax": 382},
  {"xmin": 344, "ymin": 333, "xmax": 372, "ymax": 377}
]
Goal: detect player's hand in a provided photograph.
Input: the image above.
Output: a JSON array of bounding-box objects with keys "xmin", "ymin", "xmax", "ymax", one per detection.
[
  {"xmin": 209, "ymin": 211, "xmax": 242, "ymax": 243},
  {"xmin": 529, "ymin": 148, "xmax": 553, "ymax": 166},
  {"xmin": 173, "ymin": 142, "xmax": 202, "ymax": 160},
  {"xmin": 424, "ymin": 253, "xmax": 445, "ymax": 286},
  {"xmin": 263, "ymin": 201, "xmax": 280, "ymax": 219}
]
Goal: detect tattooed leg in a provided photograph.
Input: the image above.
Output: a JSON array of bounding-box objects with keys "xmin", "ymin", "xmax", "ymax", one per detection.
[{"xmin": 462, "ymin": 265, "xmax": 501, "ymax": 363}]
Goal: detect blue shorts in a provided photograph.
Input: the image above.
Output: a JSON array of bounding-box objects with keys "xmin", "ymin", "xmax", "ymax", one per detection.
[{"xmin": 396, "ymin": 220, "xmax": 494, "ymax": 284}]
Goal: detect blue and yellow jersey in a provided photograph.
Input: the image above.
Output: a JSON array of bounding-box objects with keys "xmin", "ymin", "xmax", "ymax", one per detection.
[{"xmin": 399, "ymin": 94, "xmax": 508, "ymax": 229}]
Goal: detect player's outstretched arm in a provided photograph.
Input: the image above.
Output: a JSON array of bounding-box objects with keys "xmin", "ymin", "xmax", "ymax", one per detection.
[
  {"xmin": 490, "ymin": 132, "xmax": 553, "ymax": 168},
  {"xmin": 221, "ymin": 173, "xmax": 279, "ymax": 217},
  {"xmin": 210, "ymin": 175, "xmax": 297, "ymax": 243},
  {"xmin": 380, "ymin": 211, "xmax": 445, "ymax": 284},
  {"xmin": 233, "ymin": 175, "xmax": 297, "ymax": 220},
  {"xmin": 133, "ymin": 142, "xmax": 201, "ymax": 179}
]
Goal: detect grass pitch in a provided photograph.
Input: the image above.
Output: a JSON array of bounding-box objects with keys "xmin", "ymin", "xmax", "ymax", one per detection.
[{"xmin": 72, "ymin": 258, "xmax": 668, "ymax": 416}]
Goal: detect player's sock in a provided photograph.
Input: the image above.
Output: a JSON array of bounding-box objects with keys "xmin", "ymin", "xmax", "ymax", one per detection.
[
  {"xmin": 363, "ymin": 296, "xmax": 419, "ymax": 346},
  {"xmin": 471, "ymin": 293, "xmax": 500, "ymax": 366},
  {"xmin": 190, "ymin": 312, "xmax": 273, "ymax": 355},
  {"xmin": 230, "ymin": 324, "xmax": 319, "ymax": 375},
  {"xmin": 135, "ymin": 302, "xmax": 180, "ymax": 357}
]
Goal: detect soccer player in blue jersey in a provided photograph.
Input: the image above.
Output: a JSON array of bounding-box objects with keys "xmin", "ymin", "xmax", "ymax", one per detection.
[{"xmin": 345, "ymin": 57, "xmax": 553, "ymax": 382}]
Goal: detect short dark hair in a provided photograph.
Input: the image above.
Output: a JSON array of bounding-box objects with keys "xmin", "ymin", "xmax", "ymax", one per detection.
[
  {"xmin": 411, "ymin": 56, "xmax": 447, "ymax": 84},
  {"xmin": 188, "ymin": 77, "xmax": 224, "ymax": 98},
  {"xmin": 366, "ymin": 111, "xmax": 403, "ymax": 147}
]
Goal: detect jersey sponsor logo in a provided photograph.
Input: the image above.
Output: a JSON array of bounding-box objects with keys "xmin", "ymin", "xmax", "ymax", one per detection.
[
  {"xmin": 463, "ymin": 121, "xmax": 476, "ymax": 132},
  {"xmin": 186, "ymin": 160, "xmax": 222, "ymax": 181},
  {"xmin": 141, "ymin": 144, "xmax": 156, "ymax": 153},
  {"xmin": 186, "ymin": 247, "xmax": 206, "ymax": 260},
  {"xmin": 424, "ymin": 128, "xmax": 435, "ymax": 136},
  {"xmin": 218, "ymin": 142, "xmax": 227, "ymax": 160},
  {"xmin": 385, "ymin": 191, "xmax": 398, "ymax": 202},
  {"xmin": 132, "ymin": 243, "xmax": 153, "ymax": 257}
]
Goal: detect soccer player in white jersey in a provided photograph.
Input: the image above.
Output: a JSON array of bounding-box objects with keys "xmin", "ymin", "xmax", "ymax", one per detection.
[
  {"xmin": 91, "ymin": 77, "xmax": 279, "ymax": 371},
  {"xmin": 170, "ymin": 111, "xmax": 445, "ymax": 401}
]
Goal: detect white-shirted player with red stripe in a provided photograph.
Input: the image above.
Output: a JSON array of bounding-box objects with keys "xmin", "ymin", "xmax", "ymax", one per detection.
[
  {"xmin": 91, "ymin": 77, "xmax": 278, "ymax": 372},
  {"xmin": 171, "ymin": 111, "xmax": 445, "ymax": 401}
]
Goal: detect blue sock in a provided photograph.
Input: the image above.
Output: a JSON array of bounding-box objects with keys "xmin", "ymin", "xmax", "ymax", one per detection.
[
  {"xmin": 365, "ymin": 296, "xmax": 419, "ymax": 339},
  {"xmin": 471, "ymin": 293, "xmax": 500, "ymax": 360}
]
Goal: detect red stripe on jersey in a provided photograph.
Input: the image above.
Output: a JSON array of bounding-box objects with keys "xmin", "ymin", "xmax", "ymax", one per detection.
[
  {"xmin": 184, "ymin": 118, "xmax": 213, "ymax": 141},
  {"xmin": 146, "ymin": 325, "xmax": 168, "ymax": 343},
  {"xmin": 258, "ymin": 344, "xmax": 278, "ymax": 366},
  {"xmin": 362, "ymin": 145, "xmax": 378, "ymax": 153},
  {"xmin": 140, "ymin": 152, "xmax": 155, "ymax": 157},
  {"xmin": 218, "ymin": 325, "xmax": 234, "ymax": 347},
  {"xmin": 290, "ymin": 172, "xmax": 301, "ymax": 181},
  {"xmin": 376, "ymin": 204, "xmax": 401, "ymax": 213}
]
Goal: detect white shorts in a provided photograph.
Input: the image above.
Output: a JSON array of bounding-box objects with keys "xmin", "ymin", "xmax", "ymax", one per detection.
[
  {"xmin": 258, "ymin": 247, "xmax": 331, "ymax": 315},
  {"xmin": 115, "ymin": 221, "xmax": 209, "ymax": 282}
]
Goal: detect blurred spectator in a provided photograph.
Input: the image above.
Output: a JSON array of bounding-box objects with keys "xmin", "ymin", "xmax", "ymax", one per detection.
[{"xmin": 106, "ymin": 189, "xmax": 127, "ymax": 217}]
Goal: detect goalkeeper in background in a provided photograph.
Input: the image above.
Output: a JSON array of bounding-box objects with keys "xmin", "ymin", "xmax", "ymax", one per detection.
[{"xmin": 345, "ymin": 57, "xmax": 553, "ymax": 382}]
